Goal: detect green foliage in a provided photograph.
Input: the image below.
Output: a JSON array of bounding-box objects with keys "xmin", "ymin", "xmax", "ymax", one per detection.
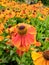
[
  {"xmin": 34, "ymin": 0, "xmax": 39, "ymax": 3},
  {"xmin": 0, "ymin": 5, "xmax": 6, "ymax": 10},
  {"xmin": 0, "ymin": 38, "xmax": 17, "ymax": 64},
  {"xmin": 14, "ymin": 0, "xmax": 39, "ymax": 3},
  {"xmin": 30, "ymin": 16, "xmax": 49, "ymax": 41},
  {"xmin": 14, "ymin": 0, "xmax": 25, "ymax": 2},
  {"xmin": 4, "ymin": 17, "xmax": 26, "ymax": 28},
  {"xmin": 4, "ymin": 17, "xmax": 17, "ymax": 28},
  {"xmin": 41, "ymin": 0, "xmax": 49, "ymax": 6}
]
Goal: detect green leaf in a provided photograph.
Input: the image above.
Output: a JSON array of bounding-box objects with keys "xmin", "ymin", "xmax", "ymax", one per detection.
[{"xmin": 0, "ymin": 5, "xmax": 6, "ymax": 10}]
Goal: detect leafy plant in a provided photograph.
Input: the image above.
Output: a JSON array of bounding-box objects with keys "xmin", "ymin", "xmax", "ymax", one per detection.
[
  {"xmin": 14, "ymin": 0, "xmax": 25, "ymax": 2},
  {"xmin": 0, "ymin": 5, "xmax": 6, "ymax": 10},
  {"xmin": 41, "ymin": 0, "xmax": 49, "ymax": 6},
  {"xmin": 4, "ymin": 17, "xmax": 25, "ymax": 29}
]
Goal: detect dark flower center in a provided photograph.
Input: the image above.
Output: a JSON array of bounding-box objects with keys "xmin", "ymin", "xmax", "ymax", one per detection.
[
  {"xmin": 19, "ymin": 26, "xmax": 25, "ymax": 30},
  {"xmin": 18, "ymin": 25, "xmax": 27, "ymax": 35},
  {"xmin": 43, "ymin": 50, "xmax": 49, "ymax": 60}
]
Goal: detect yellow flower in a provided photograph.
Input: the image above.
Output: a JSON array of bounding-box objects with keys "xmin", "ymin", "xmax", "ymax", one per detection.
[
  {"xmin": 1, "ymin": 2, "xmax": 7, "ymax": 7},
  {"xmin": 31, "ymin": 50, "xmax": 49, "ymax": 65},
  {"xmin": 38, "ymin": 16, "xmax": 45, "ymax": 21},
  {"xmin": 26, "ymin": 19, "xmax": 30, "ymax": 23},
  {"xmin": 0, "ymin": 14, "xmax": 4, "ymax": 19}
]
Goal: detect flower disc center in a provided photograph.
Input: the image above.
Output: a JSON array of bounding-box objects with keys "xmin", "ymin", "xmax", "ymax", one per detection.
[
  {"xmin": 43, "ymin": 50, "xmax": 49, "ymax": 60},
  {"xmin": 19, "ymin": 26, "xmax": 25, "ymax": 30},
  {"xmin": 18, "ymin": 25, "xmax": 27, "ymax": 35}
]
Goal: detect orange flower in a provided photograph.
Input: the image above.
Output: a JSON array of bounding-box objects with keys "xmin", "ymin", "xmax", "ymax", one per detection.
[
  {"xmin": 11, "ymin": 23, "xmax": 36, "ymax": 51},
  {"xmin": 31, "ymin": 50, "xmax": 49, "ymax": 65},
  {"xmin": 0, "ymin": 23, "xmax": 4, "ymax": 31}
]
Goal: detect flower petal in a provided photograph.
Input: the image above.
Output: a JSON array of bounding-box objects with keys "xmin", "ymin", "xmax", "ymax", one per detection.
[
  {"xmin": 42, "ymin": 60, "xmax": 47, "ymax": 65},
  {"xmin": 20, "ymin": 35, "xmax": 26, "ymax": 47},
  {"xmin": 26, "ymin": 33, "xmax": 36, "ymax": 44},
  {"xmin": 34, "ymin": 57, "xmax": 45, "ymax": 65},
  {"xmin": 31, "ymin": 51, "xmax": 42, "ymax": 61},
  {"xmin": 12, "ymin": 34, "xmax": 21, "ymax": 48},
  {"xmin": 25, "ymin": 36, "xmax": 30, "ymax": 46},
  {"xmin": 16, "ymin": 49, "xmax": 24, "ymax": 56},
  {"xmin": 19, "ymin": 35, "xmax": 30, "ymax": 51},
  {"xmin": 35, "ymin": 41, "xmax": 41, "ymax": 47},
  {"xmin": 47, "ymin": 61, "xmax": 49, "ymax": 65},
  {"xmin": 28, "ymin": 26, "xmax": 36, "ymax": 34}
]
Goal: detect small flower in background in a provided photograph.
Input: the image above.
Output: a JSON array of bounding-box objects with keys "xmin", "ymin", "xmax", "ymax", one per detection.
[
  {"xmin": 11, "ymin": 23, "xmax": 37, "ymax": 52},
  {"xmin": 38, "ymin": 16, "xmax": 45, "ymax": 21},
  {"xmin": 31, "ymin": 50, "xmax": 49, "ymax": 65},
  {"xmin": 0, "ymin": 23, "xmax": 4, "ymax": 31},
  {"xmin": 45, "ymin": 37, "xmax": 49, "ymax": 41}
]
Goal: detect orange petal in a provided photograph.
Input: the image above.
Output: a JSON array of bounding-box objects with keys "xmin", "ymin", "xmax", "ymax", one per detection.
[
  {"xmin": 28, "ymin": 26, "xmax": 36, "ymax": 34},
  {"xmin": 25, "ymin": 36, "xmax": 30, "ymax": 47},
  {"xmin": 35, "ymin": 41, "xmax": 41, "ymax": 47},
  {"xmin": 12, "ymin": 34, "xmax": 21, "ymax": 48},
  {"xmin": 12, "ymin": 34, "xmax": 19, "ymax": 43},
  {"xmin": 26, "ymin": 33, "xmax": 36, "ymax": 44},
  {"xmin": 19, "ymin": 35, "xmax": 30, "ymax": 51},
  {"xmin": 47, "ymin": 61, "xmax": 49, "ymax": 65},
  {"xmin": 20, "ymin": 35, "xmax": 26, "ymax": 47},
  {"xmin": 34, "ymin": 57, "xmax": 44, "ymax": 65},
  {"xmin": 16, "ymin": 49, "xmax": 24, "ymax": 56},
  {"xmin": 42, "ymin": 60, "xmax": 47, "ymax": 65}
]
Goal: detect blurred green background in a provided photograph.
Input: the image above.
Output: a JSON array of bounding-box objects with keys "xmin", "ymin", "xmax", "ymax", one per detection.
[{"xmin": 14, "ymin": 0, "xmax": 49, "ymax": 6}]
